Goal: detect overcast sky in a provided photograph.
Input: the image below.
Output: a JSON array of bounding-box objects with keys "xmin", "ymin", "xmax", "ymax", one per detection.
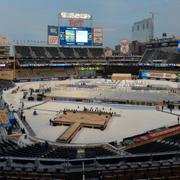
[{"xmin": 0, "ymin": 0, "xmax": 179, "ymax": 47}]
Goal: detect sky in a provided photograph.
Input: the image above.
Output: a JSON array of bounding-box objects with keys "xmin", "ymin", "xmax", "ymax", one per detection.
[{"xmin": 0, "ymin": 0, "xmax": 179, "ymax": 48}]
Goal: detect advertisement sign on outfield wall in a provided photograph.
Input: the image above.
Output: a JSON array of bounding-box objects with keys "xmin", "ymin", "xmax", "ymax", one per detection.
[
  {"xmin": 0, "ymin": 70, "xmax": 14, "ymax": 80},
  {"xmin": 140, "ymin": 71, "xmax": 180, "ymax": 80}
]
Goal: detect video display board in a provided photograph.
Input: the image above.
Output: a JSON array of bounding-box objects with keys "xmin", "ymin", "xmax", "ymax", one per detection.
[
  {"xmin": 60, "ymin": 26, "xmax": 92, "ymax": 46},
  {"xmin": 140, "ymin": 71, "xmax": 180, "ymax": 80},
  {"xmin": 178, "ymin": 40, "xmax": 180, "ymax": 53},
  {"xmin": 47, "ymin": 25, "xmax": 58, "ymax": 45},
  {"xmin": 93, "ymin": 28, "xmax": 103, "ymax": 46}
]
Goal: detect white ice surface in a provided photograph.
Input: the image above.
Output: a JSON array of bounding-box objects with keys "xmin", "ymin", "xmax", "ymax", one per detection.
[
  {"xmin": 2, "ymin": 80, "xmax": 179, "ymax": 144},
  {"xmin": 24, "ymin": 101, "xmax": 178, "ymax": 143}
]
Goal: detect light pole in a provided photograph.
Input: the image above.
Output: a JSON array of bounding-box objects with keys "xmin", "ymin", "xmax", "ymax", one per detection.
[
  {"xmin": 149, "ymin": 12, "xmax": 155, "ymax": 40},
  {"xmin": 58, "ymin": 13, "xmax": 61, "ymax": 47}
]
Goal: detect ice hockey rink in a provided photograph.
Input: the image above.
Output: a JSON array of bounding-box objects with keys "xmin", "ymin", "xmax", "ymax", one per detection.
[{"xmin": 2, "ymin": 79, "xmax": 180, "ymax": 144}]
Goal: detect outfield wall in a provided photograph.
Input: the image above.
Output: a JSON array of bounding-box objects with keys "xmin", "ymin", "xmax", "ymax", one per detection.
[{"xmin": 0, "ymin": 70, "xmax": 14, "ymax": 80}]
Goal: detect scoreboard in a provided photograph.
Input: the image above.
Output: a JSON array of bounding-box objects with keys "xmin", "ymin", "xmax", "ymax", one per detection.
[
  {"xmin": 178, "ymin": 40, "xmax": 180, "ymax": 53},
  {"xmin": 47, "ymin": 25, "xmax": 103, "ymax": 47},
  {"xmin": 60, "ymin": 26, "xmax": 92, "ymax": 46}
]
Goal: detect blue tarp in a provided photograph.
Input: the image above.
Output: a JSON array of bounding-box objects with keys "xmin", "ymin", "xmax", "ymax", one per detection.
[
  {"xmin": 7, "ymin": 112, "xmax": 16, "ymax": 125},
  {"xmin": 3, "ymin": 123, "xmax": 11, "ymax": 129}
]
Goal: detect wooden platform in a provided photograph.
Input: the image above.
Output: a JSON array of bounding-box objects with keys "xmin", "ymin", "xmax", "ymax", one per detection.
[
  {"xmin": 53, "ymin": 111, "xmax": 111, "ymax": 143},
  {"xmin": 58, "ymin": 123, "xmax": 81, "ymax": 143}
]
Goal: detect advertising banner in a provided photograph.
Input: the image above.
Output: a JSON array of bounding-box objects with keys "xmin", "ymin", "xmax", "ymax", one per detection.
[
  {"xmin": 93, "ymin": 28, "xmax": 103, "ymax": 46},
  {"xmin": 69, "ymin": 19, "xmax": 84, "ymax": 27},
  {"xmin": 0, "ymin": 70, "xmax": 14, "ymax": 80},
  {"xmin": 140, "ymin": 71, "xmax": 180, "ymax": 80},
  {"xmin": 48, "ymin": 25, "xmax": 58, "ymax": 36},
  {"xmin": 48, "ymin": 36, "xmax": 58, "ymax": 45},
  {"xmin": 120, "ymin": 40, "xmax": 129, "ymax": 55},
  {"xmin": 0, "ymin": 36, "xmax": 8, "ymax": 46},
  {"xmin": 48, "ymin": 26, "xmax": 58, "ymax": 45}
]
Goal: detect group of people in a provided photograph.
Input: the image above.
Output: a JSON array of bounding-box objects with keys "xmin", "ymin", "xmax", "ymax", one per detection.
[
  {"xmin": 49, "ymin": 106, "xmax": 116, "ymax": 126},
  {"xmin": 20, "ymin": 110, "xmax": 26, "ymax": 121},
  {"xmin": 62, "ymin": 106, "xmax": 115, "ymax": 116},
  {"xmin": 156, "ymin": 103, "xmax": 180, "ymax": 125}
]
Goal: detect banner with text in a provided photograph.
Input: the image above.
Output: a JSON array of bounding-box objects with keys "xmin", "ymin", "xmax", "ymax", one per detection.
[
  {"xmin": 48, "ymin": 25, "xmax": 59, "ymax": 45},
  {"xmin": 93, "ymin": 28, "xmax": 103, "ymax": 46}
]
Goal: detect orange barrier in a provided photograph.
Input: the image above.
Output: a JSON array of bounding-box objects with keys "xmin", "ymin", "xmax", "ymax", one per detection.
[
  {"xmin": 0, "ymin": 70, "xmax": 14, "ymax": 80},
  {"xmin": 132, "ymin": 125, "xmax": 180, "ymax": 143},
  {"xmin": 0, "ymin": 111, "xmax": 9, "ymax": 124}
]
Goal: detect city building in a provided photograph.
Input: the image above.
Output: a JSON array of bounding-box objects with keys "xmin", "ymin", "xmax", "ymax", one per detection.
[{"xmin": 132, "ymin": 17, "xmax": 154, "ymax": 42}]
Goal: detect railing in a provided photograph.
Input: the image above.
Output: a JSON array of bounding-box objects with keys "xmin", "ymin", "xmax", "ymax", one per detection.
[{"xmin": 0, "ymin": 151, "xmax": 179, "ymax": 168}]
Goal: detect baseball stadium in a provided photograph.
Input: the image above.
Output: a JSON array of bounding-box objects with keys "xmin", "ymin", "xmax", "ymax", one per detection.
[{"xmin": 0, "ymin": 3, "xmax": 180, "ymax": 179}]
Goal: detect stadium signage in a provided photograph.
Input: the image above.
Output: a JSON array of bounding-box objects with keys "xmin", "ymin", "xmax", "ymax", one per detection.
[
  {"xmin": 178, "ymin": 40, "xmax": 180, "ymax": 53},
  {"xmin": 48, "ymin": 36, "xmax": 58, "ymax": 45},
  {"xmin": 48, "ymin": 26, "xmax": 58, "ymax": 36},
  {"xmin": 0, "ymin": 70, "xmax": 14, "ymax": 80},
  {"xmin": 0, "ymin": 64, "xmax": 5, "ymax": 67},
  {"xmin": 60, "ymin": 26, "xmax": 92, "ymax": 46},
  {"xmin": 60, "ymin": 12, "xmax": 92, "ymax": 20},
  {"xmin": 120, "ymin": 40, "xmax": 129, "ymax": 55},
  {"xmin": 149, "ymin": 126, "xmax": 180, "ymax": 138},
  {"xmin": 80, "ymin": 67, "xmax": 101, "ymax": 71},
  {"xmin": 69, "ymin": 19, "xmax": 84, "ymax": 27},
  {"xmin": 145, "ymin": 41, "xmax": 178, "ymax": 49},
  {"xmin": 93, "ymin": 28, "xmax": 103, "ymax": 46},
  {"xmin": 140, "ymin": 71, "xmax": 180, "ymax": 80},
  {"xmin": 0, "ymin": 35, "xmax": 8, "ymax": 46},
  {"xmin": 48, "ymin": 26, "xmax": 59, "ymax": 45},
  {"xmin": 132, "ymin": 125, "xmax": 180, "ymax": 144}
]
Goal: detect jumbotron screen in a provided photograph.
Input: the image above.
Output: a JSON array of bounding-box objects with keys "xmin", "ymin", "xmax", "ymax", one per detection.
[
  {"xmin": 60, "ymin": 26, "xmax": 92, "ymax": 46},
  {"xmin": 178, "ymin": 40, "xmax": 180, "ymax": 53}
]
